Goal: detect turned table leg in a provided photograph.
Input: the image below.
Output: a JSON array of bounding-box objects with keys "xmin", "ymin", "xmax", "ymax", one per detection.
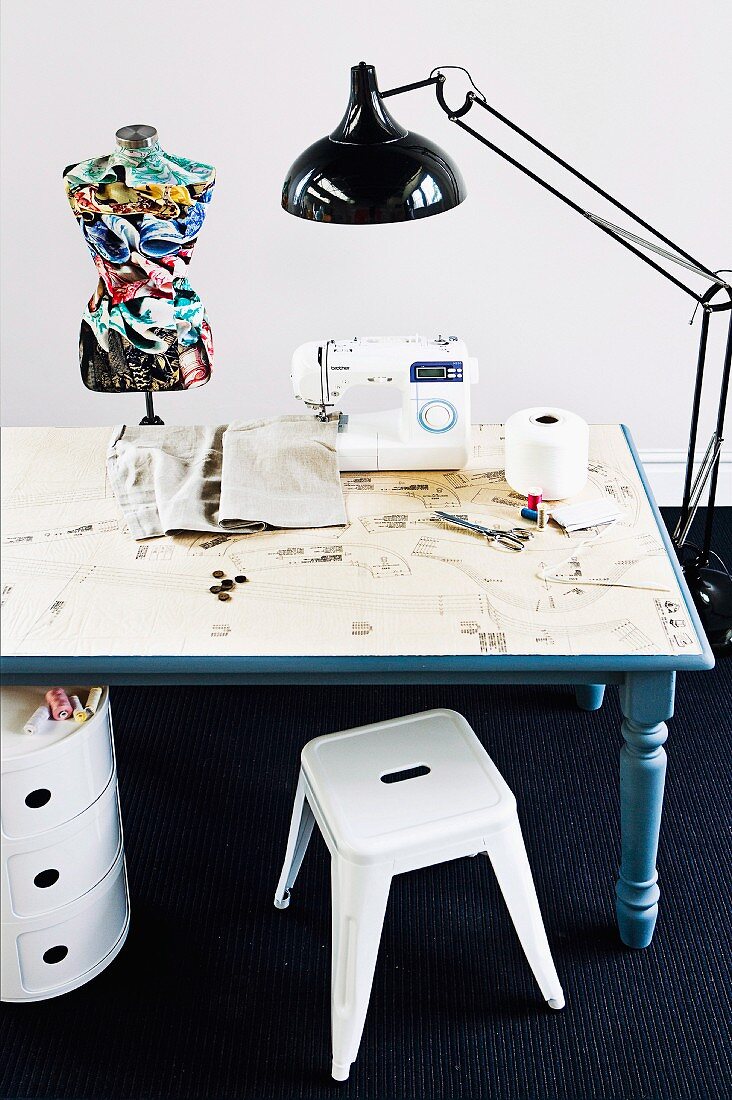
[
  {"xmin": 616, "ymin": 671, "xmax": 675, "ymax": 948},
  {"xmin": 575, "ymin": 684, "xmax": 605, "ymax": 711}
]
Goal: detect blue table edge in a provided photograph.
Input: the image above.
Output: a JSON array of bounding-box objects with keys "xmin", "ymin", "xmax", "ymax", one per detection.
[{"xmin": 0, "ymin": 424, "xmax": 715, "ymax": 684}]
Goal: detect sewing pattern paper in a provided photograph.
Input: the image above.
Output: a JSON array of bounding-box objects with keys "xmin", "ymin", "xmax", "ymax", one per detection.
[
  {"xmin": 63, "ymin": 144, "xmax": 215, "ymax": 393},
  {"xmin": 1, "ymin": 426, "xmax": 701, "ymax": 661}
]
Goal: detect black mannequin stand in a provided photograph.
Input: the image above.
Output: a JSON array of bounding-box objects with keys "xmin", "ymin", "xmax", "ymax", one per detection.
[{"xmin": 139, "ymin": 392, "xmax": 164, "ymax": 426}]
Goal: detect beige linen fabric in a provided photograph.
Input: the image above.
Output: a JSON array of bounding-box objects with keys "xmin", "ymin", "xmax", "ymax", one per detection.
[{"xmin": 106, "ymin": 417, "xmax": 346, "ymax": 540}]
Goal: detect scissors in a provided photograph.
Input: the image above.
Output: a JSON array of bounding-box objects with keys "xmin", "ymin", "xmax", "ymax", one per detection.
[{"xmin": 433, "ymin": 510, "xmax": 533, "ymax": 551}]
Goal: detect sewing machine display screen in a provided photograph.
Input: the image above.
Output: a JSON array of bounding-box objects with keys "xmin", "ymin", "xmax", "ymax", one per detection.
[{"xmin": 410, "ymin": 361, "xmax": 464, "ymax": 382}]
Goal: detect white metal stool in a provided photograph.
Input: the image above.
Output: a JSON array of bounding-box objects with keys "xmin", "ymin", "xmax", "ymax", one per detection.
[{"xmin": 274, "ymin": 708, "xmax": 564, "ymax": 1081}]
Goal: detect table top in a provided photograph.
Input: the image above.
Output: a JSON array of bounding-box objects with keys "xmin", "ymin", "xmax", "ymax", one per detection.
[{"xmin": 0, "ymin": 424, "xmax": 713, "ymax": 682}]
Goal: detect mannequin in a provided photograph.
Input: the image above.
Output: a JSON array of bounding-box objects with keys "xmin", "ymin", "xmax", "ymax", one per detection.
[{"xmin": 64, "ymin": 125, "xmax": 216, "ymax": 422}]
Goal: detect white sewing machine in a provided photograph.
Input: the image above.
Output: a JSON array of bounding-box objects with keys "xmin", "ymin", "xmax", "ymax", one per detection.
[{"xmin": 291, "ymin": 335, "xmax": 478, "ymax": 470}]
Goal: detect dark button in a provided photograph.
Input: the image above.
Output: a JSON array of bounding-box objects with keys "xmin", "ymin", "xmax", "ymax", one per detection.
[
  {"xmin": 212, "ymin": 570, "xmax": 225, "ymax": 579},
  {"xmin": 235, "ymin": 575, "xmax": 248, "ymax": 584},
  {"xmin": 218, "ymin": 592, "xmax": 231, "ymax": 601},
  {"xmin": 210, "ymin": 585, "xmax": 222, "ymax": 594},
  {"xmin": 221, "ymin": 579, "xmax": 234, "ymax": 589}
]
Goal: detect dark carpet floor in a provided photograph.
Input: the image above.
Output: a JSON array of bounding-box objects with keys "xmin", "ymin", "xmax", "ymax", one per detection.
[{"xmin": 1, "ymin": 510, "xmax": 731, "ymax": 1100}]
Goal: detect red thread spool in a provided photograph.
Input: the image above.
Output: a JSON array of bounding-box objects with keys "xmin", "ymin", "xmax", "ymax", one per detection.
[
  {"xmin": 45, "ymin": 688, "xmax": 72, "ymax": 721},
  {"xmin": 527, "ymin": 487, "xmax": 543, "ymax": 512}
]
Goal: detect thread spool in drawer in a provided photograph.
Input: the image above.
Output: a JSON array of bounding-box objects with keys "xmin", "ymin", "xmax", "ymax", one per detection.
[
  {"xmin": 1, "ymin": 773, "xmax": 122, "ymax": 920},
  {"xmin": 1, "ymin": 847, "xmax": 129, "ymax": 1002},
  {"xmin": 1, "ymin": 687, "xmax": 113, "ymax": 839}
]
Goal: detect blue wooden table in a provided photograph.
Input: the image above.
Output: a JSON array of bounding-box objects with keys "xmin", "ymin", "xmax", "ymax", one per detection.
[{"xmin": 0, "ymin": 425, "xmax": 714, "ymax": 949}]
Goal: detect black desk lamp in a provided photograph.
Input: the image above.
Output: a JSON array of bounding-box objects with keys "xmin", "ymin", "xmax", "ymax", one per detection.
[{"xmin": 282, "ymin": 62, "xmax": 732, "ymax": 653}]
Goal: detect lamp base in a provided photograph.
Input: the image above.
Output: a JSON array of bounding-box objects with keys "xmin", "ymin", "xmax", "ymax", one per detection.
[{"xmin": 682, "ymin": 559, "xmax": 732, "ymax": 655}]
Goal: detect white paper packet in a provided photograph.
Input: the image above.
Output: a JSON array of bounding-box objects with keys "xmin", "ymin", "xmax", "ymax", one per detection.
[{"xmin": 550, "ymin": 499, "xmax": 624, "ymax": 532}]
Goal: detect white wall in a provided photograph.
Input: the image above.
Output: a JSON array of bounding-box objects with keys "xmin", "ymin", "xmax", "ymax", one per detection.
[{"xmin": 1, "ymin": 0, "xmax": 730, "ymax": 501}]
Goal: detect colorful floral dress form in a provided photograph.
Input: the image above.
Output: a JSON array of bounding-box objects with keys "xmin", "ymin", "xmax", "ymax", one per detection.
[{"xmin": 64, "ymin": 144, "xmax": 215, "ymax": 392}]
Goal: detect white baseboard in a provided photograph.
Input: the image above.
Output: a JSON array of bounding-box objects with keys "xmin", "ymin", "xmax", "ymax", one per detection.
[{"xmin": 639, "ymin": 449, "xmax": 732, "ymax": 507}]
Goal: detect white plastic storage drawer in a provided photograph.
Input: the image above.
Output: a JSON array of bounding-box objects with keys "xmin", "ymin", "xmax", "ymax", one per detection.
[
  {"xmin": 2, "ymin": 774, "xmax": 122, "ymax": 920},
  {"xmin": 1, "ymin": 848, "xmax": 129, "ymax": 1001},
  {"xmin": 1, "ymin": 687, "xmax": 114, "ymax": 839}
]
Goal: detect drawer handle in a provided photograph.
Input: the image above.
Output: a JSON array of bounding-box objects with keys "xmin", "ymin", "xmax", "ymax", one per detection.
[
  {"xmin": 42, "ymin": 945, "xmax": 68, "ymax": 965},
  {"xmin": 34, "ymin": 868, "xmax": 60, "ymax": 889},
  {"xmin": 25, "ymin": 788, "xmax": 52, "ymax": 808}
]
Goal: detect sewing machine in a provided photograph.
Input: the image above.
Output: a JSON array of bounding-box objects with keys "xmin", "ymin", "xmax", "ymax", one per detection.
[{"xmin": 291, "ymin": 336, "xmax": 479, "ymax": 470}]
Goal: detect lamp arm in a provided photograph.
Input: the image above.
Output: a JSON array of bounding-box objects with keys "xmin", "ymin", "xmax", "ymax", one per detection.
[
  {"xmin": 451, "ymin": 110, "xmax": 707, "ymax": 303},
  {"xmin": 447, "ymin": 84, "xmax": 732, "ymax": 564},
  {"xmin": 381, "ymin": 68, "xmax": 731, "ymax": 601},
  {"xmin": 380, "ymin": 75, "xmax": 442, "ymax": 99},
  {"xmin": 454, "ymin": 87, "xmax": 732, "ymax": 566},
  {"xmin": 382, "ymin": 71, "xmax": 730, "ymax": 301},
  {"xmin": 462, "ymin": 93, "xmax": 726, "ymax": 287}
]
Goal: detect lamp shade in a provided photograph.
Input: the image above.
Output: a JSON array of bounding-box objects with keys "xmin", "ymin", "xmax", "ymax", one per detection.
[{"xmin": 282, "ymin": 62, "xmax": 466, "ymax": 225}]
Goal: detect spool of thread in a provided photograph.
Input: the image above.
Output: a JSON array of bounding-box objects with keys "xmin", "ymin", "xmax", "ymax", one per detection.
[
  {"xmin": 527, "ymin": 487, "xmax": 543, "ymax": 512},
  {"xmin": 521, "ymin": 507, "xmax": 538, "ymax": 522},
  {"xmin": 70, "ymin": 695, "xmax": 87, "ymax": 723},
  {"xmin": 505, "ymin": 407, "xmax": 589, "ymax": 500},
  {"xmin": 23, "ymin": 706, "xmax": 50, "ymax": 736},
  {"xmin": 537, "ymin": 503, "xmax": 549, "ymax": 529},
  {"xmin": 45, "ymin": 688, "xmax": 72, "ymax": 721},
  {"xmin": 85, "ymin": 686, "xmax": 103, "ymax": 717}
]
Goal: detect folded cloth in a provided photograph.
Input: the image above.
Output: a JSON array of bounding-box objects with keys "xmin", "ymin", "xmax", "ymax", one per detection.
[
  {"xmin": 107, "ymin": 424, "xmax": 225, "ymax": 539},
  {"xmin": 219, "ymin": 417, "xmax": 345, "ymax": 530},
  {"xmin": 107, "ymin": 416, "xmax": 346, "ymax": 540}
]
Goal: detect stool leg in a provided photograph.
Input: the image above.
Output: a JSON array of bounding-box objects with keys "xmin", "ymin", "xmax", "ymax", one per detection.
[
  {"xmin": 330, "ymin": 857, "xmax": 392, "ymax": 1082},
  {"xmin": 485, "ymin": 819, "xmax": 565, "ymax": 1009},
  {"xmin": 274, "ymin": 771, "xmax": 315, "ymax": 909}
]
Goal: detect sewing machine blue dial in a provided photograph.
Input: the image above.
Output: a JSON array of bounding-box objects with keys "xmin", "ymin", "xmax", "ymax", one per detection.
[{"xmin": 419, "ymin": 399, "xmax": 458, "ymax": 432}]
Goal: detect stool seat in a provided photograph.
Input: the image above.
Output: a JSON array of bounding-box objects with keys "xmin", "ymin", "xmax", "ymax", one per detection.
[
  {"xmin": 275, "ymin": 708, "xmax": 564, "ymax": 1082},
  {"xmin": 302, "ymin": 710, "xmax": 516, "ymax": 866}
]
